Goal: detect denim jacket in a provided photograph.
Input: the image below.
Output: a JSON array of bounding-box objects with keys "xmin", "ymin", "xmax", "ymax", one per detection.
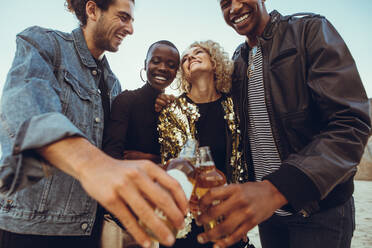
[{"xmin": 0, "ymin": 26, "xmax": 121, "ymax": 235}]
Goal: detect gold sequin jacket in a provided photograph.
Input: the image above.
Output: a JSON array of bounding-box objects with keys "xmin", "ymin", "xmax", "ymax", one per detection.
[{"xmin": 158, "ymin": 94, "xmax": 248, "ymax": 183}]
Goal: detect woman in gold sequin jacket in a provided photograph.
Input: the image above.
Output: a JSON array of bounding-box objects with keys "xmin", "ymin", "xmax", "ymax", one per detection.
[{"xmin": 157, "ymin": 40, "xmax": 253, "ymax": 248}]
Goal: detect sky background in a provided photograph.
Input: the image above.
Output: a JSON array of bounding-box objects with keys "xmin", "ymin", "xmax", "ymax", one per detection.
[{"xmin": 0, "ymin": 0, "xmax": 371, "ymax": 97}]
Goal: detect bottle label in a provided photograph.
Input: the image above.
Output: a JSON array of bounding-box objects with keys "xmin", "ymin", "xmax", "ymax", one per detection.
[{"xmin": 167, "ymin": 169, "xmax": 193, "ymax": 200}]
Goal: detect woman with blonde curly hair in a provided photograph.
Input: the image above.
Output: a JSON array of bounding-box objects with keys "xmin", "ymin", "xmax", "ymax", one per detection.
[{"xmin": 157, "ymin": 40, "xmax": 253, "ymax": 248}]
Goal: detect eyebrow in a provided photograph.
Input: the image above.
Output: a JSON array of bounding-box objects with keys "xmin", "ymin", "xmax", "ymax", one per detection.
[{"xmin": 118, "ymin": 11, "xmax": 134, "ymax": 22}]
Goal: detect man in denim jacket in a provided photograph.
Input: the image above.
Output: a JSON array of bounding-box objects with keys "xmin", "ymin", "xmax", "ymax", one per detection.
[{"xmin": 0, "ymin": 0, "xmax": 187, "ymax": 247}]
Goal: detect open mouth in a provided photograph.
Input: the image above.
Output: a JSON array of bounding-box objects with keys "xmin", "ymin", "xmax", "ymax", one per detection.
[
  {"xmin": 154, "ymin": 75, "xmax": 168, "ymax": 81},
  {"xmin": 232, "ymin": 13, "xmax": 251, "ymax": 24},
  {"xmin": 115, "ymin": 33, "xmax": 125, "ymax": 41}
]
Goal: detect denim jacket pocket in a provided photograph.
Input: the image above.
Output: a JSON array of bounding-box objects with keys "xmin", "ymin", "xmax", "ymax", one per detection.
[
  {"xmin": 61, "ymin": 70, "xmax": 93, "ymax": 132},
  {"xmin": 63, "ymin": 70, "xmax": 92, "ymax": 102}
]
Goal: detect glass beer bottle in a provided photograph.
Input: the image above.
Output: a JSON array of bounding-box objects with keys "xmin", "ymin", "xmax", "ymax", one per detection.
[
  {"xmin": 165, "ymin": 138, "xmax": 200, "ymax": 215},
  {"xmin": 140, "ymin": 139, "xmax": 198, "ymax": 240},
  {"xmin": 195, "ymin": 146, "xmax": 226, "ymax": 231}
]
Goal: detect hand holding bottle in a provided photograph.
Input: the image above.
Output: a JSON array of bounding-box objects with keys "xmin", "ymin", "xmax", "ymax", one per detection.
[{"xmin": 196, "ymin": 180, "xmax": 287, "ymax": 248}]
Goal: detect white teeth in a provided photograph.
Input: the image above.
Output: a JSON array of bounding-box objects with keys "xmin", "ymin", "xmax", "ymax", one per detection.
[
  {"xmin": 234, "ymin": 14, "xmax": 249, "ymax": 24},
  {"xmin": 116, "ymin": 34, "xmax": 124, "ymax": 40},
  {"xmin": 190, "ymin": 61, "xmax": 199, "ymax": 67},
  {"xmin": 155, "ymin": 76, "xmax": 167, "ymax": 81}
]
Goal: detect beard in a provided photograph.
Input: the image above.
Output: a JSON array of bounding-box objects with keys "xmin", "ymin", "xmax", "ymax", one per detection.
[{"xmin": 93, "ymin": 15, "xmax": 118, "ymax": 53}]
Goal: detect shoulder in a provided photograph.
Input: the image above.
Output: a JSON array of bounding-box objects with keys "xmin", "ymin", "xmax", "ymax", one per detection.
[
  {"xmin": 17, "ymin": 26, "xmax": 61, "ymax": 46},
  {"xmin": 112, "ymin": 87, "xmax": 145, "ymax": 107},
  {"xmin": 16, "ymin": 26, "xmax": 67, "ymax": 60},
  {"xmin": 232, "ymin": 42, "xmax": 247, "ymax": 61},
  {"xmin": 113, "ymin": 89, "xmax": 134, "ymax": 105},
  {"xmin": 281, "ymin": 12, "xmax": 329, "ymax": 30}
]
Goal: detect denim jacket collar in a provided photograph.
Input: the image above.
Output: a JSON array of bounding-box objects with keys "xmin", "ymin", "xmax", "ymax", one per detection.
[{"xmin": 72, "ymin": 27, "xmax": 99, "ymax": 68}]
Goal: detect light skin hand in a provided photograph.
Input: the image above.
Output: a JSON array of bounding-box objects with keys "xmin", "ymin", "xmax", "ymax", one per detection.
[
  {"xmin": 155, "ymin": 93, "xmax": 176, "ymax": 112},
  {"xmin": 196, "ymin": 180, "xmax": 288, "ymax": 248},
  {"xmin": 38, "ymin": 137, "xmax": 188, "ymax": 247}
]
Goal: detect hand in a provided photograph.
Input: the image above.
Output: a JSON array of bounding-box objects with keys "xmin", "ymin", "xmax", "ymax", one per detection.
[
  {"xmin": 155, "ymin": 93, "xmax": 176, "ymax": 112},
  {"xmin": 39, "ymin": 137, "xmax": 188, "ymax": 247},
  {"xmin": 124, "ymin": 150, "xmax": 161, "ymax": 164},
  {"xmin": 80, "ymin": 158, "xmax": 188, "ymax": 247},
  {"xmin": 196, "ymin": 181, "xmax": 287, "ymax": 248}
]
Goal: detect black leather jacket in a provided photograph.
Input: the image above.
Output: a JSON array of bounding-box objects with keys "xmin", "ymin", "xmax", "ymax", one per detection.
[{"xmin": 231, "ymin": 10, "xmax": 371, "ymax": 214}]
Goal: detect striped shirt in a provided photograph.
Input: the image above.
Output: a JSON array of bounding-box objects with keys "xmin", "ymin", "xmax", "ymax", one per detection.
[{"xmin": 247, "ymin": 46, "xmax": 291, "ymax": 216}]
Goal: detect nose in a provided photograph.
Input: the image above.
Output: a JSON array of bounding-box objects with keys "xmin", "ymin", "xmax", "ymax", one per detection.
[
  {"xmin": 230, "ymin": 0, "xmax": 243, "ymax": 14},
  {"xmin": 188, "ymin": 54, "xmax": 196, "ymax": 63},
  {"xmin": 157, "ymin": 62, "xmax": 168, "ymax": 72},
  {"xmin": 124, "ymin": 20, "xmax": 134, "ymax": 35}
]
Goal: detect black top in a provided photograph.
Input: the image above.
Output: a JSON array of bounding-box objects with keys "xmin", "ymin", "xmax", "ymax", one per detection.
[
  {"xmin": 103, "ymin": 83, "xmax": 162, "ymax": 159},
  {"xmin": 95, "ymin": 58, "xmax": 111, "ymax": 132},
  {"xmin": 185, "ymin": 95, "xmax": 227, "ymax": 175}
]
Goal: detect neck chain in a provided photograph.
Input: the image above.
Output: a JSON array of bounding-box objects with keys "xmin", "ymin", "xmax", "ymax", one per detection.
[{"xmin": 247, "ymin": 46, "xmax": 258, "ymax": 79}]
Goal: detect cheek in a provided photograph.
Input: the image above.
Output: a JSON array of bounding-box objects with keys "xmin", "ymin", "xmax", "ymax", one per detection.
[
  {"xmin": 182, "ymin": 64, "xmax": 188, "ymax": 74},
  {"xmin": 223, "ymin": 12, "xmax": 232, "ymax": 26},
  {"xmin": 146, "ymin": 65, "xmax": 153, "ymax": 77},
  {"xmin": 170, "ymin": 69, "xmax": 177, "ymax": 78}
]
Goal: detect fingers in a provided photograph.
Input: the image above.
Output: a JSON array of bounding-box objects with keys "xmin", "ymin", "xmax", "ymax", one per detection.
[
  {"xmin": 141, "ymin": 161, "xmax": 189, "ymax": 217},
  {"xmin": 213, "ymin": 222, "xmax": 252, "ymax": 248},
  {"xmin": 198, "ymin": 211, "xmax": 254, "ymax": 248},
  {"xmin": 167, "ymin": 94, "xmax": 176, "ymax": 101},
  {"xmin": 118, "ymin": 177, "xmax": 177, "ymax": 246},
  {"xmin": 104, "ymin": 197, "xmax": 153, "ymax": 248},
  {"xmin": 198, "ymin": 184, "xmax": 234, "ymax": 212},
  {"xmin": 154, "ymin": 94, "xmax": 175, "ymax": 112},
  {"xmin": 119, "ymin": 161, "xmax": 188, "ymax": 246},
  {"xmin": 197, "ymin": 195, "xmax": 233, "ymax": 226}
]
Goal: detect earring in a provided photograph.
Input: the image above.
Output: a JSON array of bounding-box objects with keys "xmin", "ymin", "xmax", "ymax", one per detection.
[{"xmin": 140, "ymin": 68, "xmax": 147, "ymax": 83}]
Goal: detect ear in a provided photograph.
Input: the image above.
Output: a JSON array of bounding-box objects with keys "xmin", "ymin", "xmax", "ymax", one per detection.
[
  {"xmin": 86, "ymin": 0, "xmax": 101, "ymax": 22},
  {"xmin": 212, "ymin": 60, "xmax": 217, "ymax": 70}
]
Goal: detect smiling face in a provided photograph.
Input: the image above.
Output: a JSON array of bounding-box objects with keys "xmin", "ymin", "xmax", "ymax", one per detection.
[
  {"xmin": 93, "ymin": 0, "xmax": 134, "ymax": 53},
  {"xmin": 220, "ymin": 0, "xmax": 269, "ymax": 40},
  {"xmin": 181, "ymin": 46, "xmax": 214, "ymax": 82},
  {"xmin": 145, "ymin": 44, "xmax": 180, "ymax": 91}
]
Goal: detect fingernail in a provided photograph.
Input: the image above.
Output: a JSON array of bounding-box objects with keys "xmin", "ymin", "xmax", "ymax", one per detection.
[
  {"xmin": 198, "ymin": 235, "xmax": 205, "ymax": 244},
  {"xmin": 143, "ymin": 240, "xmax": 151, "ymax": 248},
  {"xmin": 167, "ymin": 235, "xmax": 175, "ymax": 245}
]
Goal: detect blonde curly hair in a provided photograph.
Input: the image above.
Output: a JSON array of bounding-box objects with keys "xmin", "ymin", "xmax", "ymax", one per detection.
[{"xmin": 176, "ymin": 40, "xmax": 233, "ymax": 94}]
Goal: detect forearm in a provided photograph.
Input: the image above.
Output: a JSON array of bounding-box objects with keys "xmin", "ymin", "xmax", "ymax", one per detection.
[{"xmin": 37, "ymin": 136, "xmax": 106, "ymax": 180}]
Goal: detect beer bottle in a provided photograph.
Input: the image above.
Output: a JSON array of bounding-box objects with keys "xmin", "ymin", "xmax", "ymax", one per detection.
[
  {"xmin": 140, "ymin": 139, "xmax": 198, "ymax": 240},
  {"xmin": 195, "ymin": 146, "xmax": 226, "ymax": 231}
]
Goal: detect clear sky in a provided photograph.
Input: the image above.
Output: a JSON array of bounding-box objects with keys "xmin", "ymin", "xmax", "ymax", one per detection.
[{"xmin": 0, "ymin": 0, "xmax": 371, "ymax": 97}]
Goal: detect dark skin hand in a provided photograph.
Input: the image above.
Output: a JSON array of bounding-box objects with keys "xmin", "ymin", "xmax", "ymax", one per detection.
[
  {"xmin": 196, "ymin": 180, "xmax": 288, "ymax": 248},
  {"xmin": 155, "ymin": 93, "xmax": 176, "ymax": 112},
  {"xmin": 124, "ymin": 150, "xmax": 161, "ymax": 164}
]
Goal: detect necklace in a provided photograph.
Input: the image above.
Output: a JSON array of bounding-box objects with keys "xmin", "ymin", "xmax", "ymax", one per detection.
[{"xmin": 247, "ymin": 46, "xmax": 258, "ymax": 79}]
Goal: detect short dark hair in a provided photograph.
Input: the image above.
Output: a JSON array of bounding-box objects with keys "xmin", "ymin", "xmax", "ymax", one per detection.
[
  {"xmin": 145, "ymin": 40, "xmax": 179, "ymax": 62},
  {"xmin": 65, "ymin": 0, "xmax": 135, "ymax": 26}
]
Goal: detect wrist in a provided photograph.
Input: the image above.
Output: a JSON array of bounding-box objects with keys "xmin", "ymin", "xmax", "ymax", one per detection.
[{"xmin": 262, "ymin": 180, "xmax": 288, "ymax": 208}]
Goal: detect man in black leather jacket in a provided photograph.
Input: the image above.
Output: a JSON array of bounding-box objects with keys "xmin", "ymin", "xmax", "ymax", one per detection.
[{"xmin": 196, "ymin": 1, "xmax": 371, "ymax": 248}]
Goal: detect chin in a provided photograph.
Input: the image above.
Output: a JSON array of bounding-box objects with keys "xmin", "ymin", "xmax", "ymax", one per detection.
[{"xmin": 107, "ymin": 44, "xmax": 119, "ymax": 53}]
